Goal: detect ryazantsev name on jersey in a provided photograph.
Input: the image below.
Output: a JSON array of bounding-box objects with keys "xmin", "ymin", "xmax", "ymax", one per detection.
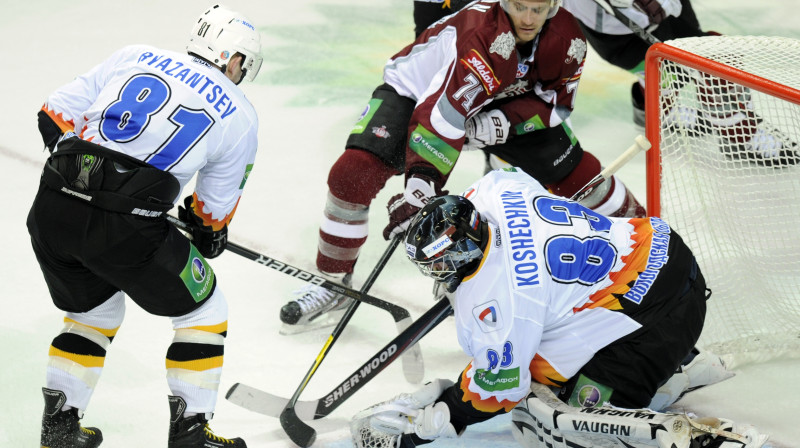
[
  {"xmin": 137, "ymin": 51, "xmax": 239, "ymax": 120},
  {"xmin": 501, "ymin": 190, "xmax": 541, "ymax": 288}
]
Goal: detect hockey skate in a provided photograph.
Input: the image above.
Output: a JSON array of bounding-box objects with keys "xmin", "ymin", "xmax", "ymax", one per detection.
[
  {"xmin": 40, "ymin": 388, "xmax": 102, "ymax": 448},
  {"xmin": 279, "ymin": 272, "xmax": 353, "ymax": 335},
  {"xmin": 168, "ymin": 396, "xmax": 245, "ymax": 448},
  {"xmin": 634, "ymin": 81, "xmax": 708, "ymax": 135},
  {"xmin": 694, "ymin": 78, "xmax": 800, "ymax": 167},
  {"xmin": 718, "ymin": 125, "xmax": 800, "ymax": 168}
]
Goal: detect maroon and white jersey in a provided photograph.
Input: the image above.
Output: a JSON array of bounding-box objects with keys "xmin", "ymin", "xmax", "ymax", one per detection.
[
  {"xmin": 563, "ymin": 0, "xmax": 683, "ymax": 35},
  {"xmin": 383, "ymin": 0, "xmax": 587, "ymax": 182}
]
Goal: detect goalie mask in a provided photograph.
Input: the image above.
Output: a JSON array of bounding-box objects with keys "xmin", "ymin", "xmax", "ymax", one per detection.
[
  {"xmin": 405, "ymin": 195, "xmax": 487, "ymax": 292},
  {"xmin": 187, "ymin": 4, "xmax": 263, "ymax": 83},
  {"xmin": 500, "ymin": 0, "xmax": 562, "ymax": 19}
]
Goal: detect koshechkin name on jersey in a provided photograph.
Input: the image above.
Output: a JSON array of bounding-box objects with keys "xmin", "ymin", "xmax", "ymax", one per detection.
[
  {"xmin": 501, "ymin": 190, "xmax": 540, "ymax": 289},
  {"xmin": 137, "ymin": 51, "xmax": 238, "ymax": 119}
]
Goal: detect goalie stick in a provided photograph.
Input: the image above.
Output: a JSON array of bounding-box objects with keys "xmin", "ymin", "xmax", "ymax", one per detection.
[
  {"xmin": 167, "ymin": 215, "xmax": 424, "ymax": 384},
  {"xmin": 230, "ymin": 136, "xmax": 652, "ymax": 447},
  {"xmin": 226, "ymin": 297, "xmax": 453, "ymax": 420}
]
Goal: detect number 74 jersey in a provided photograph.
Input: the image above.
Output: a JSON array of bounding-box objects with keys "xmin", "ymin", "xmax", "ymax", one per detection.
[
  {"xmin": 453, "ymin": 168, "xmax": 678, "ymax": 409},
  {"xmin": 40, "ymin": 44, "xmax": 259, "ymax": 223}
]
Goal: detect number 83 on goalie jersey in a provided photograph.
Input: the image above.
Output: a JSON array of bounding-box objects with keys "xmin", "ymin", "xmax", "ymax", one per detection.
[{"xmin": 451, "ymin": 168, "xmax": 699, "ymax": 412}]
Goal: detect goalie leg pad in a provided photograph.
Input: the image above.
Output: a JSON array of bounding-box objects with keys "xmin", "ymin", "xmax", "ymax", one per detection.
[
  {"xmin": 513, "ymin": 383, "xmax": 695, "ymax": 448},
  {"xmin": 648, "ymin": 347, "xmax": 735, "ymax": 411},
  {"xmin": 513, "ymin": 383, "xmax": 768, "ymax": 448}
]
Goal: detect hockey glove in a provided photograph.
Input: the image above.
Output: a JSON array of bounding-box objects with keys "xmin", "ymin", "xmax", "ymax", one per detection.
[
  {"xmin": 177, "ymin": 195, "xmax": 228, "ymax": 259},
  {"xmin": 463, "ymin": 109, "xmax": 510, "ymax": 151},
  {"xmin": 383, "ymin": 175, "xmax": 445, "ymax": 240},
  {"xmin": 351, "ymin": 379, "xmax": 457, "ymax": 448},
  {"xmin": 609, "ymin": 0, "xmax": 679, "ymax": 25}
]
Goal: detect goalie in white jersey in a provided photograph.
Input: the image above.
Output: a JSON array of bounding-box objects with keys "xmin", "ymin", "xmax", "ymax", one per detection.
[
  {"xmin": 27, "ymin": 4, "xmax": 261, "ymax": 448},
  {"xmin": 351, "ymin": 168, "xmax": 767, "ymax": 448}
]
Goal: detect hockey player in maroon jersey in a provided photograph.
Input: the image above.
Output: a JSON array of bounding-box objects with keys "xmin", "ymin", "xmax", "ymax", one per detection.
[
  {"xmin": 279, "ymin": 0, "xmax": 648, "ymax": 330},
  {"xmin": 415, "ymin": 0, "xmax": 800, "ymax": 166}
]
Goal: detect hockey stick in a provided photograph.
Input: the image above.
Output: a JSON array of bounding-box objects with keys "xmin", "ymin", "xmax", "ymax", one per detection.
[
  {"xmin": 571, "ymin": 135, "xmax": 651, "ymax": 203},
  {"xmin": 166, "ymin": 215, "xmax": 412, "ymax": 324},
  {"xmin": 168, "ymin": 215, "xmax": 424, "ymax": 385},
  {"xmin": 279, "ymin": 234, "xmax": 403, "ymax": 448},
  {"xmin": 226, "ymin": 298, "xmax": 453, "ymax": 420},
  {"xmin": 590, "ymin": 0, "xmax": 661, "ymax": 45}
]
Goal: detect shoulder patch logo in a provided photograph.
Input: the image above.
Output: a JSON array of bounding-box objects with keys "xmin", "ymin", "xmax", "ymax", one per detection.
[
  {"xmin": 565, "ymin": 38, "xmax": 587, "ymax": 64},
  {"xmin": 461, "ymin": 49, "xmax": 501, "ymax": 95},
  {"xmin": 472, "ymin": 300, "xmax": 504, "ymax": 333},
  {"xmin": 490, "ymin": 31, "xmax": 516, "ymax": 60}
]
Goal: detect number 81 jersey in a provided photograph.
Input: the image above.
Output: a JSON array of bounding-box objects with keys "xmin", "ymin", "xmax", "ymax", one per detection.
[
  {"xmin": 453, "ymin": 168, "xmax": 677, "ymax": 409},
  {"xmin": 41, "ymin": 44, "xmax": 259, "ymax": 221}
]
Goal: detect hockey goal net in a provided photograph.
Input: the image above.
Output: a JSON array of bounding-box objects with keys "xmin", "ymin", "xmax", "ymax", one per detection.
[{"xmin": 645, "ymin": 36, "xmax": 800, "ymax": 367}]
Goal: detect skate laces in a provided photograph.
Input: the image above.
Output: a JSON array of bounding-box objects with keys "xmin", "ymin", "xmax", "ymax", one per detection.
[
  {"xmin": 203, "ymin": 424, "xmax": 236, "ymax": 444},
  {"xmin": 292, "ymin": 284, "xmax": 338, "ymax": 314},
  {"xmin": 80, "ymin": 426, "xmax": 98, "ymax": 436}
]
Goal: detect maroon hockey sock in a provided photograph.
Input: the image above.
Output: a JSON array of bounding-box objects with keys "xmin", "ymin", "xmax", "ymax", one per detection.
[
  {"xmin": 317, "ymin": 149, "xmax": 398, "ymax": 274},
  {"xmin": 545, "ymin": 151, "xmax": 602, "ymax": 199}
]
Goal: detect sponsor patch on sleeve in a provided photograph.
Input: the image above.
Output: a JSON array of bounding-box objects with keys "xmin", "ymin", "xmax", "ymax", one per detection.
[
  {"xmin": 408, "ymin": 124, "xmax": 460, "ymax": 175},
  {"xmin": 239, "ymin": 163, "xmax": 254, "ymax": 189},
  {"xmin": 460, "ymin": 49, "xmax": 501, "ymax": 95}
]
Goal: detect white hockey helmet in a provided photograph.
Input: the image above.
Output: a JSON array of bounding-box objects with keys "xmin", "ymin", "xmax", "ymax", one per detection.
[
  {"xmin": 500, "ymin": 0, "xmax": 562, "ymax": 19},
  {"xmin": 187, "ymin": 4, "xmax": 263, "ymax": 82}
]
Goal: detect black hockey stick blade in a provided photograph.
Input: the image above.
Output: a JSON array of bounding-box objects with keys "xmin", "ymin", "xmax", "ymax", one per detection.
[
  {"xmin": 281, "ymin": 406, "xmax": 316, "ymax": 448},
  {"xmin": 226, "ymin": 298, "xmax": 453, "ymax": 420}
]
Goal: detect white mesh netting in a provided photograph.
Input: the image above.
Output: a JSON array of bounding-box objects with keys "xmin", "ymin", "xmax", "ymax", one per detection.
[
  {"xmin": 350, "ymin": 418, "xmax": 400, "ymax": 448},
  {"xmin": 649, "ymin": 36, "xmax": 800, "ymax": 366}
]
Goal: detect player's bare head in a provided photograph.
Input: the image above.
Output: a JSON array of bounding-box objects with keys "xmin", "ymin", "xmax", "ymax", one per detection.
[
  {"xmin": 187, "ymin": 4, "xmax": 263, "ymax": 84},
  {"xmin": 405, "ymin": 195, "xmax": 487, "ymax": 293},
  {"xmin": 501, "ymin": 0, "xmax": 561, "ymax": 44}
]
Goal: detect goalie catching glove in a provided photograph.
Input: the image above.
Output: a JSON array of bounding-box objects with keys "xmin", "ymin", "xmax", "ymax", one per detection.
[
  {"xmin": 351, "ymin": 379, "xmax": 458, "ymax": 448},
  {"xmin": 383, "ymin": 175, "xmax": 445, "ymax": 240},
  {"xmin": 463, "ymin": 109, "xmax": 510, "ymax": 150},
  {"xmin": 178, "ymin": 195, "xmax": 228, "ymax": 259}
]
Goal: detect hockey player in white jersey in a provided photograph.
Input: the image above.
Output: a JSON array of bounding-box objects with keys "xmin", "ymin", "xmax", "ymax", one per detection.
[
  {"xmin": 27, "ymin": 4, "xmax": 261, "ymax": 448},
  {"xmin": 351, "ymin": 168, "xmax": 767, "ymax": 448}
]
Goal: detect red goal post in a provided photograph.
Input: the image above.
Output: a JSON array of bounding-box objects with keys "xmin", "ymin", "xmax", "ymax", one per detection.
[{"xmin": 643, "ymin": 36, "xmax": 800, "ymax": 366}]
